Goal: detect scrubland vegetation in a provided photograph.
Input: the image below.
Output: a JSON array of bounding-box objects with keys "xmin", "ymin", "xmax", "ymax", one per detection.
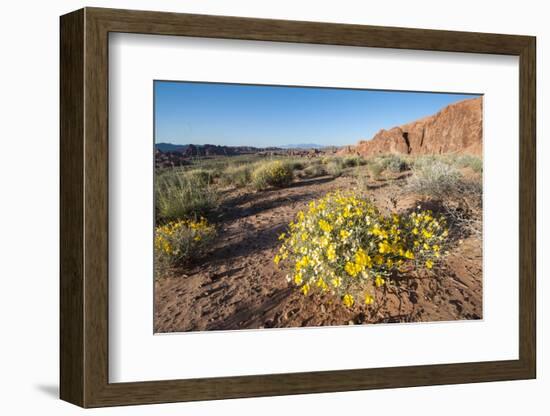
[
  {"xmin": 155, "ymin": 150, "xmax": 483, "ymax": 328},
  {"xmin": 251, "ymin": 160, "xmax": 294, "ymax": 190},
  {"xmin": 156, "ymin": 152, "xmax": 482, "ymax": 220}
]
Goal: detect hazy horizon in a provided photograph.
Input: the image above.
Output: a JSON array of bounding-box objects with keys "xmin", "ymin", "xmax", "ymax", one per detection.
[{"xmin": 154, "ymin": 81, "xmax": 481, "ymax": 148}]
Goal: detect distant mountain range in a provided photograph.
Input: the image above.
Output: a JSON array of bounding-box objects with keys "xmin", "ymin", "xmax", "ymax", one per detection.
[
  {"xmin": 155, "ymin": 143, "xmax": 189, "ymax": 153},
  {"xmin": 155, "ymin": 142, "xmax": 337, "ymax": 169},
  {"xmin": 280, "ymin": 144, "xmax": 325, "ymax": 149},
  {"xmin": 155, "ymin": 142, "xmax": 326, "ymax": 154},
  {"xmin": 155, "ymin": 143, "xmax": 274, "ymax": 156}
]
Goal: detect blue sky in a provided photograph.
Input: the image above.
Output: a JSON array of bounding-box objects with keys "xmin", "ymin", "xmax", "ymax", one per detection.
[{"xmin": 154, "ymin": 81, "xmax": 481, "ymax": 147}]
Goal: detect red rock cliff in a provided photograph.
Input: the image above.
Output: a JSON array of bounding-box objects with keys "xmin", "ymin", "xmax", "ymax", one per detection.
[{"xmin": 341, "ymin": 97, "xmax": 482, "ymax": 156}]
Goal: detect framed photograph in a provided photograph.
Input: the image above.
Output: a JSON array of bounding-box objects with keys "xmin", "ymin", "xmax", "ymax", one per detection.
[{"xmin": 60, "ymin": 7, "xmax": 536, "ymax": 408}]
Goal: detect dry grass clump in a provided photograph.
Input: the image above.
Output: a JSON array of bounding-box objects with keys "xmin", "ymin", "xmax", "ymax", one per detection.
[
  {"xmin": 367, "ymin": 160, "xmax": 384, "ymax": 179},
  {"xmin": 185, "ymin": 168, "xmax": 215, "ymax": 185},
  {"xmin": 326, "ymin": 159, "xmax": 344, "ymax": 177},
  {"xmin": 301, "ymin": 164, "xmax": 327, "ymax": 178},
  {"xmin": 286, "ymin": 159, "xmax": 307, "ymax": 171},
  {"xmin": 156, "ymin": 172, "xmax": 219, "ymax": 221},
  {"xmin": 219, "ymin": 165, "xmax": 252, "ymax": 188},
  {"xmin": 454, "ymin": 154, "xmax": 483, "ymax": 173}
]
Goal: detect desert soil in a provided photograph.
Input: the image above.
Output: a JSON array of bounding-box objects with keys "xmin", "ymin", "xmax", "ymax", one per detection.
[{"xmin": 154, "ymin": 173, "xmax": 482, "ymax": 332}]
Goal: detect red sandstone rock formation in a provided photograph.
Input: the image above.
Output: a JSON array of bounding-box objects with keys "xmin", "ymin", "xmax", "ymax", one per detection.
[{"xmin": 342, "ymin": 97, "xmax": 482, "ymax": 157}]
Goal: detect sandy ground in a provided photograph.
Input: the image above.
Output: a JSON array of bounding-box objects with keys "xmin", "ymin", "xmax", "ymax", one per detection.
[{"xmin": 154, "ymin": 172, "xmax": 482, "ymax": 332}]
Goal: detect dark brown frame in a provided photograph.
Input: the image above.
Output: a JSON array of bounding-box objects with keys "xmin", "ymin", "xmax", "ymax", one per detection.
[{"xmin": 60, "ymin": 7, "xmax": 536, "ymax": 408}]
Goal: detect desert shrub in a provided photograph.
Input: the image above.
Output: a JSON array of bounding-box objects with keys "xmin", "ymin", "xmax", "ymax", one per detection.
[
  {"xmin": 208, "ymin": 166, "xmax": 225, "ymax": 180},
  {"xmin": 378, "ymin": 154, "xmax": 409, "ymax": 173},
  {"xmin": 302, "ymin": 164, "xmax": 327, "ymax": 178},
  {"xmin": 287, "ymin": 159, "xmax": 307, "ymax": 171},
  {"xmin": 305, "ymin": 158, "xmax": 322, "ymax": 166},
  {"xmin": 274, "ymin": 191, "xmax": 448, "ymax": 307},
  {"xmin": 407, "ymin": 160, "xmax": 462, "ymax": 199},
  {"xmin": 355, "ymin": 172, "xmax": 371, "ymax": 190},
  {"xmin": 326, "ymin": 159, "xmax": 344, "ymax": 177},
  {"xmin": 156, "ymin": 172, "xmax": 219, "ymax": 221},
  {"xmin": 219, "ymin": 165, "xmax": 252, "ymax": 188},
  {"xmin": 409, "ymin": 155, "xmax": 438, "ymax": 170},
  {"xmin": 185, "ymin": 168, "xmax": 214, "ymax": 185},
  {"xmin": 455, "ymin": 154, "xmax": 483, "ymax": 173},
  {"xmin": 342, "ymin": 155, "xmax": 366, "ymax": 168},
  {"xmin": 367, "ymin": 160, "xmax": 384, "ymax": 179},
  {"xmin": 251, "ymin": 161, "xmax": 294, "ymax": 190},
  {"xmin": 407, "ymin": 159, "xmax": 482, "ymax": 236},
  {"xmin": 155, "ymin": 217, "xmax": 216, "ymax": 275}
]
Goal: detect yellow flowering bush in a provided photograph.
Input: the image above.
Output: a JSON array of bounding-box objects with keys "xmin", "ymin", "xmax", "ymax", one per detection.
[
  {"xmin": 252, "ymin": 161, "xmax": 293, "ymax": 190},
  {"xmin": 155, "ymin": 217, "xmax": 216, "ymax": 275},
  {"xmin": 274, "ymin": 191, "xmax": 448, "ymax": 307}
]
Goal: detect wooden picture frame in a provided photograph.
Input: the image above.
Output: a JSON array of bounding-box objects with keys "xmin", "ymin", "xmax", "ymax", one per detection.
[{"xmin": 60, "ymin": 7, "xmax": 536, "ymax": 408}]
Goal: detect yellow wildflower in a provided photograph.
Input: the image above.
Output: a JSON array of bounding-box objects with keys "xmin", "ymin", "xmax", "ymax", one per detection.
[
  {"xmin": 364, "ymin": 294, "xmax": 375, "ymax": 305},
  {"xmin": 295, "ymin": 255, "xmax": 309, "ymax": 271},
  {"xmin": 355, "ymin": 248, "xmax": 372, "ymax": 269},
  {"xmin": 340, "ymin": 229, "xmax": 350, "ymax": 239},
  {"xmin": 318, "ymin": 219, "xmax": 333, "ymax": 233},
  {"xmin": 316, "ymin": 278, "xmax": 328, "ymax": 291},
  {"xmin": 422, "ymin": 229, "xmax": 433, "ymax": 239},
  {"xmin": 326, "ymin": 244, "xmax": 337, "ymax": 262},
  {"xmin": 345, "ymin": 261, "xmax": 361, "ymax": 277},
  {"xmin": 378, "ymin": 241, "xmax": 392, "ymax": 254},
  {"xmin": 343, "ymin": 294, "xmax": 354, "ymax": 307}
]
